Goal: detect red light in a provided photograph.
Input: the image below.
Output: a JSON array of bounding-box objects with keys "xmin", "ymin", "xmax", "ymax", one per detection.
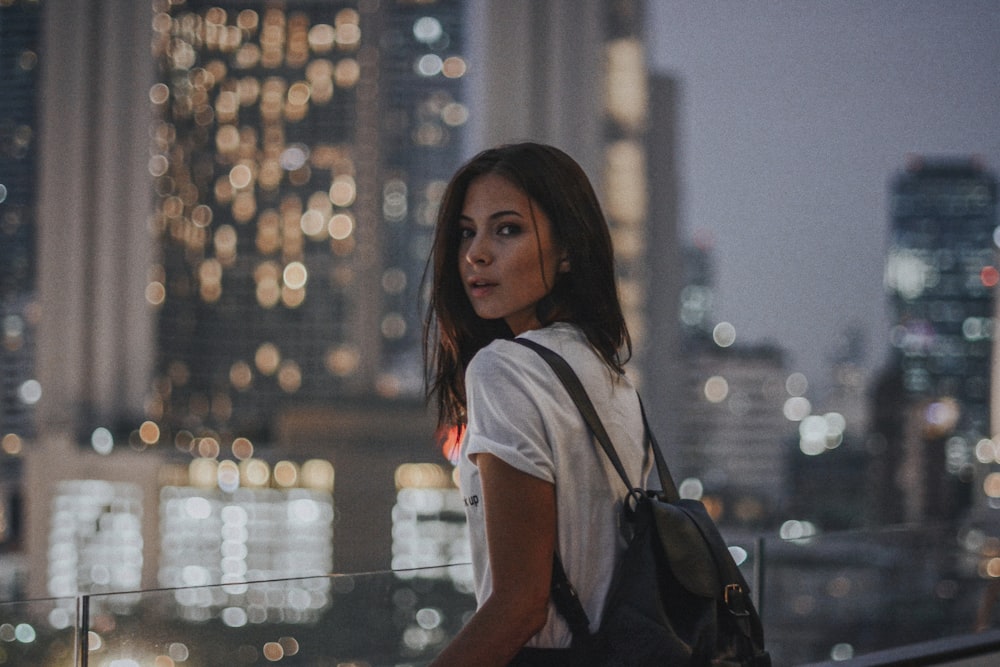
[
  {"xmin": 982, "ymin": 266, "xmax": 1000, "ymax": 288},
  {"xmin": 437, "ymin": 424, "xmax": 463, "ymax": 464}
]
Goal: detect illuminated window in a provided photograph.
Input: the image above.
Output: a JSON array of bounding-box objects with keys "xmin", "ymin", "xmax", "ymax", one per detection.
[
  {"xmin": 48, "ymin": 481, "xmax": 143, "ymax": 612},
  {"xmin": 391, "ymin": 464, "xmax": 471, "ymax": 593},
  {"xmin": 159, "ymin": 476, "xmax": 334, "ymax": 624}
]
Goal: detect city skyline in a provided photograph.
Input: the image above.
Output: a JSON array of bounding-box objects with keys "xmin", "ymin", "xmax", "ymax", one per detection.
[
  {"xmin": 648, "ymin": 1, "xmax": 1000, "ymax": 396},
  {"xmin": 0, "ymin": 4, "xmax": 996, "ymax": 662}
]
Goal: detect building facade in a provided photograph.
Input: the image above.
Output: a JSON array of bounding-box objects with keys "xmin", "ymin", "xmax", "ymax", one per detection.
[
  {"xmin": 0, "ymin": 1, "xmax": 40, "ymax": 447},
  {"xmin": 0, "ymin": 0, "xmax": 41, "ymax": 596},
  {"xmin": 665, "ymin": 238, "xmax": 800, "ymax": 529},
  {"xmin": 881, "ymin": 156, "xmax": 998, "ymax": 523},
  {"xmin": 676, "ymin": 335, "xmax": 795, "ymax": 527},
  {"xmin": 152, "ymin": 1, "xmax": 467, "ymax": 444}
]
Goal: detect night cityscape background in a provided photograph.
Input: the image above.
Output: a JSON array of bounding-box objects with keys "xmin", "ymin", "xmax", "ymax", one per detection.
[
  {"xmin": 649, "ymin": 0, "xmax": 1000, "ymax": 396},
  {"xmin": 0, "ymin": 1, "xmax": 998, "ymax": 665}
]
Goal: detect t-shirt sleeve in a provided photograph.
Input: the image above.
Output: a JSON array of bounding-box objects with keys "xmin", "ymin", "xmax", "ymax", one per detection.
[{"xmin": 463, "ymin": 343, "xmax": 556, "ymax": 483}]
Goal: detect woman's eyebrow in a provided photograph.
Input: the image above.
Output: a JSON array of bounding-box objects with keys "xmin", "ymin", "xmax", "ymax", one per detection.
[{"xmin": 458, "ymin": 209, "xmax": 525, "ymax": 222}]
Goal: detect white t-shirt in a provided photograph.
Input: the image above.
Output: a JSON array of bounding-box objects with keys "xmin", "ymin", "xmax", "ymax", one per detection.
[{"xmin": 458, "ymin": 322, "xmax": 653, "ymax": 648}]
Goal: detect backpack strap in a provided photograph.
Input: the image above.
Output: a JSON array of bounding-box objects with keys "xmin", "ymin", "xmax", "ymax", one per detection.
[
  {"xmin": 514, "ymin": 337, "xmax": 679, "ymax": 645},
  {"xmin": 514, "ymin": 337, "xmax": 678, "ymax": 501},
  {"xmin": 550, "ymin": 553, "xmax": 593, "ymax": 641},
  {"xmin": 638, "ymin": 399, "xmax": 680, "ymax": 502}
]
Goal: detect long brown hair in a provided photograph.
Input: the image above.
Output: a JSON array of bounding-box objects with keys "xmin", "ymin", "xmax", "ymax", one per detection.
[{"xmin": 423, "ymin": 142, "xmax": 631, "ymax": 427}]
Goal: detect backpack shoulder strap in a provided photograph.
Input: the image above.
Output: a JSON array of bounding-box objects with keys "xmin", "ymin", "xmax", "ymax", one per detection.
[{"xmin": 514, "ymin": 337, "xmax": 679, "ymax": 501}]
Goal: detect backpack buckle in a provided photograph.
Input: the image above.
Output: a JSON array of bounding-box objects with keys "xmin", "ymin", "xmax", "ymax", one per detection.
[{"xmin": 724, "ymin": 583, "xmax": 750, "ymax": 617}]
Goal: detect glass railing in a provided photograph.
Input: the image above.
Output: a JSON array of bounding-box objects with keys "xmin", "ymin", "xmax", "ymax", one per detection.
[
  {"xmin": 3, "ymin": 524, "xmax": 1000, "ymax": 666},
  {"xmin": 37, "ymin": 564, "xmax": 476, "ymax": 667},
  {"xmin": 728, "ymin": 523, "xmax": 997, "ymax": 665},
  {"xmin": 0, "ymin": 595, "xmax": 80, "ymax": 666}
]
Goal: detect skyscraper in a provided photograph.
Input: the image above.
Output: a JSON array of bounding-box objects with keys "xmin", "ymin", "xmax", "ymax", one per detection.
[
  {"xmin": 138, "ymin": 0, "xmax": 473, "ymax": 574},
  {"xmin": 0, "ymin": 1, "xmax": 40, "ymax": 449},
  {"xmin": 675, "ymin": 334, "xmax": 794, "ymax": 527},
  {"xmin": 0, "ymin": 0, "xmax": 41, "ymax": 570},
  {"xmin": 468, "ymin": 0, "xmax": 651, "ymax": 377},
  {"xmin": 152, "ymin": 1, "xmax": 468, "ymax": 444},
  {"xmin": 882, "ymin": 156, "xmax": 998, "ymax": 522},
  {"xmin": 670, "ymin": 240, "xmax": 797, "ymax": 528}
]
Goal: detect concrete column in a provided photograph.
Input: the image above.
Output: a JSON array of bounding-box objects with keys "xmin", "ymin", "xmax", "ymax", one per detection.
[{"xmin": 28, "ymin": 0, "xmax": 156, "ymax": 598}]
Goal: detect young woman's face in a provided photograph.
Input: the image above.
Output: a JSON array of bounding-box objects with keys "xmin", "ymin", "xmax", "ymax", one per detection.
[{"xmin": 457, "ymin": 173, "xmax": 565, "ymax": 335}]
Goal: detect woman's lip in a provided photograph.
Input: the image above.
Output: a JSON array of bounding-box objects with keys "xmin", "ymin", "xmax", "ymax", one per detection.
[{"xmin": 466, "ymin": 281, "xmax": 496, "ymax": 297}]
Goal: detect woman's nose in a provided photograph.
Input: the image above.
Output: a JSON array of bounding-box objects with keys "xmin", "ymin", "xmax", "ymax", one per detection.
[{"xmin": 465, "ymin": 235, "xmax": 491, "ymax": 265}]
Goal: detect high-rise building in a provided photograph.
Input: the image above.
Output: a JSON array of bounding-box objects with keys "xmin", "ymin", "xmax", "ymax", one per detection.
[
  {"xmin": 785, "ymin": 325, "xmax": 873, "ymax": 530},
  {"xmin": 676, "ymin": 335, "xmax": 794, "ymax": 527},
  {"xmin": 468, "ymin": 0, "xmax": 651, "ymax": 376},
  {"xmin": 643, "ymin": 73, "xmax": 685, "ymax": 454},
  {"xmin": 0, "ymin": 1, "xmax": 41, "ymax": 592},
  {"xmin": 880, "ymin": 156, "xmax": 998, "ymax": 523},
  {"xmin": 144, "ymin": 0, "xmax": 472, "ymax": 575},
  {"xmin": 0, "ymin": 5, "xmax": 41, "ymax": 440},
  {"xmin": 23, "ymin": 0, "xmax": 472, "ymax": 594},
  {"xmin": 152, "ymin": 1, "xmax": 468, "ymax": 443},
  {"xmin": 670, "ymin": 241, "xmax": 797, "ymax": 528}
]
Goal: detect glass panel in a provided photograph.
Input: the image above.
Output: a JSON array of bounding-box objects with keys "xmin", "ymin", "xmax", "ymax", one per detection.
[
  {"xmin": 86, "ymin": 564, "xmax": 475, "ymax": 665},
  {"xmin": 6, "ymin": 526, "xmax": 1000, "ymax": 665},
  {"xmin": 759, "ymin": 525, "xmax": 987, "ymax": 665},
  {"xmin": 0, "ymin": 596, "xmax": 78, "ymax": 666}
]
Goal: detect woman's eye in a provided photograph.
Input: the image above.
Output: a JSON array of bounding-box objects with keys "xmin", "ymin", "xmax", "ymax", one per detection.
[
  {"xmin": 497, "ymin": 223, "xmax": 521, "ymax": 236},
  {"xmin": 458, "ymin": 227, "xmax": 474, "ymax": 240}
]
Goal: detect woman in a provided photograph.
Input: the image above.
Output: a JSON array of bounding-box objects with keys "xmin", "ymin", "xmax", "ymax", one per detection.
[{"xmin": 424, "ymin": 143, "xmax": 652, "ymax": 666}]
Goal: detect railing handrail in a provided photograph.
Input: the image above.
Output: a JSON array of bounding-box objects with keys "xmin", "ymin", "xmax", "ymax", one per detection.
[
  {"xmin": 0, "ymin": 562, "xmax": 476, "ymax": 606},
  {"xmin": 799, "ymin": 628, "xmax": 1000, "ymax": 666}
]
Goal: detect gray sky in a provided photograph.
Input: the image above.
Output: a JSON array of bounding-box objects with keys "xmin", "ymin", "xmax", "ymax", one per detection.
[{"xmin": 647, "ymin": 1, "xmax": 1000, "ymax": 396}]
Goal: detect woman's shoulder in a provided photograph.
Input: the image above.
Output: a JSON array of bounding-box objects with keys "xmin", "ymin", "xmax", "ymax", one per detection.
[
  {"xmin": 517, "ymin": 322, "xmax": 608, "ymax": 372},
  {"xmin": 516, "ymin": 321, "xmax": 586, "ymax": 347},
  {"xmin": 467, "ymin": 323, "xmax": 585, "ymax": 379},
  {"xmin": 473, "ymin": 323, "xmax": 584, "ymax": 363},
  {"xmin": 517, "ymin": 323, "xmax": 636, "ymax": 399},
  {"xmin": 465, "ymin": 335, "xmax": 535, "ymax": 381}
]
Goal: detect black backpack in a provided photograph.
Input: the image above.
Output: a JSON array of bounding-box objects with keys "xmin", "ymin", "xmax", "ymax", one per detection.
[{"xmin": 517, "ymin": 338, "xmax": 771, "ymax": 666}]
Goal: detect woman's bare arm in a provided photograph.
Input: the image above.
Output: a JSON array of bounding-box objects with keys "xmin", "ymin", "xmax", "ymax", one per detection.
[{"xmin": 430, "ymin": 453, "xmax": 556, "ymax": 666}]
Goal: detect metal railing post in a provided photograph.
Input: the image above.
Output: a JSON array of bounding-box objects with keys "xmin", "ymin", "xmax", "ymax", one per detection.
[
  {"xmin": 752, "ymin": 536, "xmax": 765, "ymax": 616},
  {"xmin": 77, "ymin": 594, "xmax": 89, "ymax": 667}
]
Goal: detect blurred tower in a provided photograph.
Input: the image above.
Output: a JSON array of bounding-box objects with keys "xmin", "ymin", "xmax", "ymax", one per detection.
[
  {"xmin": 467, "ymin": 0, "xmax": 651, "ymax": 376},
  {"xmin": 824, "ymin": 326, "xmax": 871, "ymax": 437},
  {"xmin": 0, "ymin": 0, "xmax": 41, "ymax": 589},
  {"xmin": 0, "ymin": 1, "xmax": 40, "ymax": 447},
  {"xmin": 23, "ymin": 0, "xmax": 473, "ymax": 594},
  {"xmin": 677, "ymin": 337, "xmax": 792, "ymax": 528},
  {"xmin": 672, "ymin": 240, "xmax": 795, "ymax": 528},
  {"xmin": 784, "ymin": 325, "xmax": 873, "ymax": 530},
  {"xmin": 148, "ymin": 1, "xmax": 470, "ymax": 573},
  {"xmin": 152, "ymin": 1, "xmax": 468, "ymax": 442},
  {"xmin": 881, "ymin": 156, "xmax": 998, "ymax": 523},
  {"xmin": 643, "ymin": 73, "xmax": 685, "ymax": 456},
  {"xmin": 28, "ymin": 0, "xmax": 160, "ymax": 600}
]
